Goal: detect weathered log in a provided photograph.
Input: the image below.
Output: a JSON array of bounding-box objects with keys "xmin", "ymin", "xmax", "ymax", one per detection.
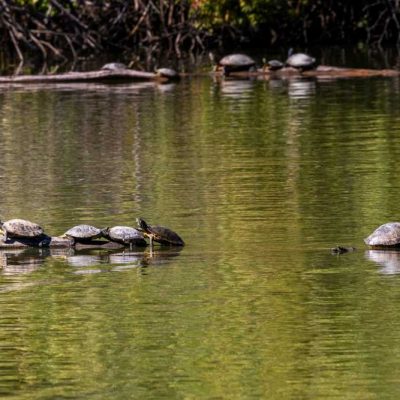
[
  {"xmin": 0, "ymin": 69, "xmax": 161, "ymax": 84},
  {"xmin": 219, "ymin": 65, "xmax": 400, "ymax": 79},
  {"xmin": 0, "ymin": 235, "xmax": 127, "ymax": 249},
  {"xmin": 0, "ymin": 235, "xmax": 72, "ymax": 249},
  {"xmin": 74, "ymin": 240, "xmax": 125, "ymax": 250},
  {"xmin": 301, "ymin": 65, "xmax": 400, "ymax": 78}
]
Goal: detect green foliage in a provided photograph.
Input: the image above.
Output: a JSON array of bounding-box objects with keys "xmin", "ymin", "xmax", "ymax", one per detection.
[
  {"xmin": 191, "ymin": 0, "xmax": 400, "ymax": 46},
  {"xmin": 192, "ymin": 0, "xmax": 293, "ymax": 28}
]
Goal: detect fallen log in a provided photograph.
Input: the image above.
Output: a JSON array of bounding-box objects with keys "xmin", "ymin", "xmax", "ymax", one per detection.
[
  {"xmin": 218, "ymin": 65, "xmax": 400, "ymax": 79},
  {"xmin": 299, "ymin": 65, "xmax": 400, "ymax": 78},
  {"xmin": 0, "ymin": 69, "xmax": 160, "ymax": 84},
  {"xmin": 0, "ymin": 235, "xmax": 127, "ymax": 249}
]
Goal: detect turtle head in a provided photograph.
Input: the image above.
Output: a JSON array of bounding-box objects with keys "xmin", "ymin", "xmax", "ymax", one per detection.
[
  {"xmin": 101, "ymin": 227, "xmax": 110, "ymax": 238},
  {"xmin": 208, "ymin": 52, "xmax": 221, "ymax": 72},
  {"xmin": 136, "ymin": 218, "xmax": 149, "ymax": 233},
  {"xmin": 208, "ymin": 52, "xmax": 215, "ymax": 65}
]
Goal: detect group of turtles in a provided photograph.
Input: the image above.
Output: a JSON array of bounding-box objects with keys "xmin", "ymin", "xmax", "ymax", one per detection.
[
  {"xmin": 212, "ymin": 49, "xmax": 317, "ymax": 76},
  {"xmin": 0, "ymin": 218, "xmax": 185, "ymax": 248},
  {"xmin": 3, "ymin": 218, "xmax": 400, "ymax": 252},
  {"xmin": 101, "ymin": 49, "xmax": 317, "ymax": 81}
]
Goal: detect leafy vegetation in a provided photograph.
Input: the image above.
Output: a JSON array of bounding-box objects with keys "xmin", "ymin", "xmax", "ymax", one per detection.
[{"xmin": 0, "ymin": 0, "xmax": 400, "ymax": 69}]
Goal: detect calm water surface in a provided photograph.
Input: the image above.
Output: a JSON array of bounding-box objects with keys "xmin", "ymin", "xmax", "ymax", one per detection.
[{"xmin": 0, "ymin": 69, "xmax": 400, "ymax": 399}]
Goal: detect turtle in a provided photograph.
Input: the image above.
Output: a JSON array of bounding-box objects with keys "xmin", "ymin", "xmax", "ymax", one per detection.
[
  {"xmin": 285, "ymin": 49, "xmax": 316, "ymax": 71},
  {"xmin": 156, "ymin": 68, "xmax": 180, "ymax": 80},
  {"xmin": 266, "ymin": 59, "xmax": 284, "ymax": 71},
  {"xmin": 63, "ymin": 224, "xmax": 103, "ymax": 243},
  {"xmin": 0, "ymin": 218, "xmax": 44, "ymax": 241},
  {"xmin": 211, "ymin": 53, "xmax": 256, "ymax": 76},
  {"xmin": 364, "ymin": 222, "xmax": 400, "ymax": 247},
  {"xmin": 136, "ymin": 218, "xmax": 185, "ymax": 247},
  {"xmin": 331, "ymin": 246, "xmax": 356, "ymax": 254},
  {"xmin": 102, "ymin": 226, "xmax": 147, "ymax": 248},
  {"xmin": 101, "ymin": 62, "xmax": 127, "ymax": 71}
]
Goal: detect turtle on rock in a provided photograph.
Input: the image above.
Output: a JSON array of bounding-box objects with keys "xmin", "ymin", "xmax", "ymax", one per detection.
[
  {"xmin": 102, "ymin": 226, "xmax": 147, "ymax": 248},
  {"xmin": 364, "ymin": 222, "xmax": 400, "ymax": 248},
  {"xmin": 63, "ymin": 224, "xmax": 104, "ymax": 244},
  {"xmin": 0, "ymin": 218, "xmax": 44, "ymax": 241},
  {"xmin": 136, "ymin": 218, "xmax": 185, "ymax": 247}
]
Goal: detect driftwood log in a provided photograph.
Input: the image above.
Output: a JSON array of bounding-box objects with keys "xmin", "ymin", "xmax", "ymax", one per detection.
[
  {"xmin": 224, "ymin": 65, "xmax": 400, "ymax": 79},
  {"xmin": 0, "ymin": 69, "xmax": 160, "ymax": 84},
  {"xmin": 0, "ymin": 234, "xmax": 127, "ymax": 250},
  {"xmin": 0, "ymin": 65, "xmax": 398, "ymax": 85}
]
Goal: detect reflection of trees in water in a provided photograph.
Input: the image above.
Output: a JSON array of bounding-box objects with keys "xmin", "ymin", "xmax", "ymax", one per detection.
[{"xmin": 365, "ymin": 250, "xmax": 400, "ymax": 275}]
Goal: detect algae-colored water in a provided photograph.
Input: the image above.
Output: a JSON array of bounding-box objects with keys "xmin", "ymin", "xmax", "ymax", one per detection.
[{"xmin": 0, "ymin": 70, "xmax": 400, "ymax": 399}]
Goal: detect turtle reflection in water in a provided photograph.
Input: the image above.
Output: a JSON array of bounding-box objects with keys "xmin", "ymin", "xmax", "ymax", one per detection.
[
  {"xmin": 0, "ymin": 218, "xmax": 44, "ymax": 242},
  {"xmin": 136, "ymin": 218, "xmax": 185, "ymax": 248}
]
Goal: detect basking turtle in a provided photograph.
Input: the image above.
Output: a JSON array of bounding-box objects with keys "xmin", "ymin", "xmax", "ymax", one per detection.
[
  {"xmin": 136, "ymin": 218, "xmax": 185, "ymax": 247},
  {"xmin": 0, "ymin": 218, "xmax": 44, "ymax": 241},
  {"xmin": 156, "ymin": 68, "xmax": 180, "ymax": 80},
  {"xmin": 102, "ymin": 226, "xmax": 147, "ymax": 247},
  {"xmin": 267, "ymin": 59, "xmax": 284, "ymax": 71},
  {"xmin": 211, "ymin": 53, "xmax": 256, "ymax": 76},
  {"xmin": 286, "ymin": 49, "xmax": 316, "ymax": 71},
  {"xmin": 364, "ymin": 222, "xmax": 400, "ymax": 247},
  {"xmin": 101, "ymin": 62, "xmax": 127, "ymax": 71},
  {"xmin": 63, "ymin": 224, "xmax": 103, "ymax": 243}
]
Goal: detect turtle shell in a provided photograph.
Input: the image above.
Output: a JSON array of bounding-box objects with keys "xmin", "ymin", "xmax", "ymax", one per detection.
[
  {"xmin": 101, "ymin": 62, "xmax": 127, "ymax": 71},
  {"xmin": 364, "ymin": 222, "xmax": 400, "ymax": 247},
  {"xmin": 2, "ymin": 218, "xmax": 44, "ymax": 238},
  {"xmin": 137, "ymin": 218, "xmax": 184, "ymax": 246},
  {"xmin": 64, "ymin": 225, "xmax": 102, "ymax": 240},
  {"xmin": 104, "ymin": 226, "xmax": 147, "ymax": 246},
  {"xmin": 156, "ymin": 68, "xmax": 180, "ymax": 79},
  {"xmin": 219, "ymin": 54, "xmax": 255, "ymax": 67},
  {"xmin": 286, "ymin": 53, "xmax": 316, "ymax": 70},
  {"xmin": 267, "ymin": 59, "xmax": 284, "ymax": 71},
  {"xmin": 218, "ymin": 54, "xmax": 256, "ymax": 74}
]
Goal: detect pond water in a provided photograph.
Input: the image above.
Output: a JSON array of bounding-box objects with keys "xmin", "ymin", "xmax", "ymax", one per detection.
[{"xmin": 1, "ymin": 62, "xmax": 400, "ymax": 399}]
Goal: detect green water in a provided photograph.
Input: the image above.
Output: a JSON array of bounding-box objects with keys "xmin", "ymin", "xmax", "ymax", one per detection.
[{"xmin": 1, "ymin": 73, "xmax": 400, "ymax": 399}]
